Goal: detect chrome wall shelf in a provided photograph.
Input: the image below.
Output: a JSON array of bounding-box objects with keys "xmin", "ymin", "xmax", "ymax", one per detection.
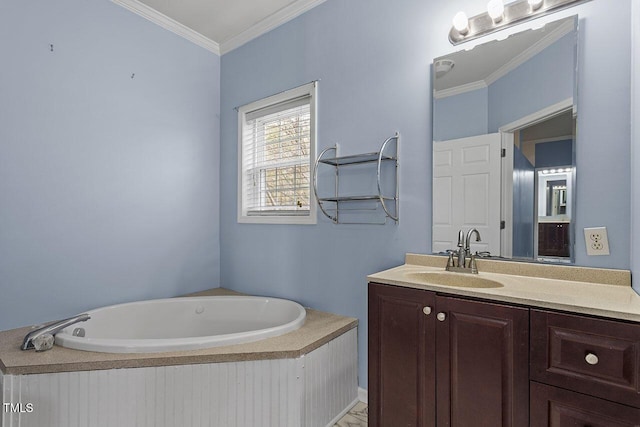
[{"xmin": 312, "ymin": 133, "xmax": 399, "ymax": 224}]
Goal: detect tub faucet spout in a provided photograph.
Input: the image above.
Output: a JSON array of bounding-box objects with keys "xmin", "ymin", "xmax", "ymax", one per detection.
[{"xmin": 22, "ymin": 314, "xmax": 90, "ymax": 351}]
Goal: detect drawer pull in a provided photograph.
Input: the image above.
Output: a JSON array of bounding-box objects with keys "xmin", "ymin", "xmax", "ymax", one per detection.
[
  {"xmin": 585, "ymin": 353, "xmax": 599, "ymax": 365},
  {"xmin": 423, "ymin": 306, "xmax": 432, "ymax": 315},
  {"xmin": 437, "ymin": 312, "xmax": 447, "ymax": 322}
]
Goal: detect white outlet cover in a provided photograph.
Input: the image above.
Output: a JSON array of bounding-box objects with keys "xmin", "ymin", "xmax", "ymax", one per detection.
[{"xmin": 584, "ymin": 227, "xmax": 610, "ymax": 256}]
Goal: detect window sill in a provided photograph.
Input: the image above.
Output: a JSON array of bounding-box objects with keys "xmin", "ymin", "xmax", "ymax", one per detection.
[{"xmin": 237, "ymin": 213, "xmax": 317, "ymax": 225}]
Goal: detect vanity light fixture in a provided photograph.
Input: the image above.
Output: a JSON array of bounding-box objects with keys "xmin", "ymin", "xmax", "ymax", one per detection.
[
  {"xmin": 528, "ymin": 0, "xmax": 544, "ymax": 10},
  {"xmin": 449, "ymin": 0, "xmax": 590, "ymax": 45},
  {"xmin": 452, "ymin": 11, "xmax": 470, "ymax": 35},
  {"xmin": 541, "ymin": 168, "xmax": 572, "ymax": 175},
  {"xmin": 487, "ymin": 0, "xmax": 505, "ymax": 23}
]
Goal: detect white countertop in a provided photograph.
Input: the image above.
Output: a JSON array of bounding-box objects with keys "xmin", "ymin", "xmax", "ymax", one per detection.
[{"xmin": 368, "ymin": 254, "xmax": 640, "ymax": 322}]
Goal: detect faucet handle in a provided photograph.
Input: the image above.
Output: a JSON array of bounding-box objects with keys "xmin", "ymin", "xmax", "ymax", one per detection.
[
  {"xmin": 469, "ymin": 253, "xmax": 478, "ymax": 274},
  {"xmin": 32, "ymin": 334, "xmax": 55, "ymax": 352},
  {"xmin": 446, "ymin": 251, "xmax": 455, "ymax": 270}
]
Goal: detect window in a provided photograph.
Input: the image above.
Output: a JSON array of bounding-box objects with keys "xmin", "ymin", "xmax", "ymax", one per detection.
[{"xmin": 237, "ymin": 82, "xmax": 317, "ymax": 224}]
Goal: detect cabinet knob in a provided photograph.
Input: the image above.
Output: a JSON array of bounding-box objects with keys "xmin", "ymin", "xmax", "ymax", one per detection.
[
  {"xmin": 437, "ymin": 312, "xmax": 446, "ymax": 322},
  {"xmin": 585, "ymin": 353, "xmax": 599, "ymax": 365},
  {"xmin": 423, "ymin": 306, "xmax": 432, "ymax": 315}
]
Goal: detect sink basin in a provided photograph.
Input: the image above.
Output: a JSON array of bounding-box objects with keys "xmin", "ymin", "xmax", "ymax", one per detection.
[{"xmin": 404, "ymin": 272, "xmax": 504, "ymax": 289}]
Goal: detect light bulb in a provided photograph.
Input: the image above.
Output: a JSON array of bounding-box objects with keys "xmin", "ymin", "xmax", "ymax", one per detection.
[
  {"xmin": 487, "ymin": 0, "xmax": 504, "ymax": 23},
  {"xmin": 528, "ymin": 0, "xmax": 544, "ymax": 10},
  {"xmin": 452, "ymin": 11, "xmax": 470, "ymax": 34}
]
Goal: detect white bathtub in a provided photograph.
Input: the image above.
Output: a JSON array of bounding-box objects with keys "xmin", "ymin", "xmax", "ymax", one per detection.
[{"xmin": 55, "ymin": 296, "xmax": 306, "ymax": 353}]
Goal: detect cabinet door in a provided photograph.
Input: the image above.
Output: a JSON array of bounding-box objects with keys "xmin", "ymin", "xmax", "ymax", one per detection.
[
  {"xmin": 531, "ymin": 382, "xmax": 640, "ymax": 427},
  {"xmin": 435, "ymin": 295, "xmax": 529, "ymax": 427},
  {"xmin": 369, "ymin": 283, "xmax": 436, "ymax": 427}
]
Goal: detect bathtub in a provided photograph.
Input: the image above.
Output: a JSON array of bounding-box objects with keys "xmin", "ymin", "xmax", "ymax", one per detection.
[
  {"xmin": 2, "ymin": 291, "xmax": 358, "ymax": 427},
  {"xmin": 55, "ymin": 296, "xmax": 306, "ymax": 353}
]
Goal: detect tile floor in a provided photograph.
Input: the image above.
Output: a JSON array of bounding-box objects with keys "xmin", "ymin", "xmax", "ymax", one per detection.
[{"xmin": 334, "ymin": 401, "xmax": 368, "ymax": 426}]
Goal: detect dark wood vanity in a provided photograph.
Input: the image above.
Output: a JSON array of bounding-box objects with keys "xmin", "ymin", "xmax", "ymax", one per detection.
[
  {"xmin": 368, "ymin": 282, "xmax": 640, "ymax": 427},
  {"xmin": 538, "ymin": 222, "xmax": 570, "ymax": 258}
]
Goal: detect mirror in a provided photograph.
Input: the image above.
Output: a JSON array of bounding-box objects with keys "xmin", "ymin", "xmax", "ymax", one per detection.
[{"xmin": 432, "ymin": 15, "xmax": 577, "ymax": 263}]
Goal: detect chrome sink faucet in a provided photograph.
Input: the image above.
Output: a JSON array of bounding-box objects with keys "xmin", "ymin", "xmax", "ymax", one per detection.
[
  {"xmin": 446, "ymin": 228, "xmax": 482, "ymax": 274},
  {"xmin": 466, "ymin": 228, "xmax": 482, "ymax": 256}
]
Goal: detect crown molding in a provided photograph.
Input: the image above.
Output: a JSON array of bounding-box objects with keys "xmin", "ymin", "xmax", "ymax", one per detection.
[
  {"xmin": 111, "ymin": 0, "xmax": 220, "ymax": 55},
  {"xmin": 484, "ymin": 17, "xmax": 574, "ymax": 86},
  {"xmin": 220, "ymin": 0, "xmax": 327, "ymax": 54},
  {"xmin": 433, "ymin": 80, "xmax": 487, "ymax": 99}
]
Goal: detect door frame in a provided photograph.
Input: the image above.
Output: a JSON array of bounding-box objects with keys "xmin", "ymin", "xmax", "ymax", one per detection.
[{"xmin": 498, "ymin": 98, "xmax": 574, "ymax": 259}]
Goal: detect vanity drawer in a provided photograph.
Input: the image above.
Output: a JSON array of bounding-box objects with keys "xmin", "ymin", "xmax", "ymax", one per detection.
[
  {"xmin": 530, "ymin": 382, "xmax": 640, "ymax": 427},
  {"xmin": 530, "ymin": 309, "xmax": 640, "ymax": 408}
]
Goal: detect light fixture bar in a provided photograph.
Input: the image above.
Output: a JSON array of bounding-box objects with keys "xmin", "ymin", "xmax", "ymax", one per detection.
[{"xmin": 449, "ymin": 0, "xmax": 590, "ymax": 45}]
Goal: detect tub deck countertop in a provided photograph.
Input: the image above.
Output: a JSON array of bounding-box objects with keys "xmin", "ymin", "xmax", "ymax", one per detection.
[{"xmin": 0, "ymin": 288, "xmax": 358, "ymax": 376}]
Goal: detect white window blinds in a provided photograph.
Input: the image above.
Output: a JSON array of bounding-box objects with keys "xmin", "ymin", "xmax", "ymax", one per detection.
[{"xmin": 238, "ymin": 83, "xmax": 316, "ymax": 223}]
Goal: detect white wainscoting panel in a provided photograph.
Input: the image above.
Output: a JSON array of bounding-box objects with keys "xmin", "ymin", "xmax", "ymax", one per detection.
[
  {"xmin": 302, "ymin": 328, "xmax": 358, "ymax": 427},
  {"xmin": 1, "ymin": 329, "xmax": 357, "ymax": 427}
]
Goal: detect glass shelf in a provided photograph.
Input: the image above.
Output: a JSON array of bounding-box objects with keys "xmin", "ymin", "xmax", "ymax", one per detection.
[
  {"xmin": 318, "ymin": 195, "xmax": 396, "ymax": 203},
  {"xmin": 318, "ymin": 152, "xmax": 396, "ymax": 166}
]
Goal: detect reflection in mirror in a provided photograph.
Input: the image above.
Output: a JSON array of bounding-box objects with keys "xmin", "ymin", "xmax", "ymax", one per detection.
[
  {"xmin": 513, "ymin": 109, "xmax": 575, "ymax": 262},
  {"xmin": 432, "ymin": 15, "xmax": 577, "ymax": 263}
]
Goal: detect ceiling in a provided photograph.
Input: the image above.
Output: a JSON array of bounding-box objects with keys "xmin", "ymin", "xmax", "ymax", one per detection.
[
  {"xmin": 520, "ymin": 109, "xmax": 574, "ymax": 143},
  {"xmin": 112, "ymin": 0, "xmax": 326, "ymax": 55}
]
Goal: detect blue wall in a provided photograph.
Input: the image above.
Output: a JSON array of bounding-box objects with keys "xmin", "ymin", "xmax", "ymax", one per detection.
[
  {"xmin": 433, "ymin": 87, "xmax": 488, "ymax": 141},
  {"xmin": 536, "ymin": 139, "xmax": 574, "ymax": 167},
  {"xmin": 0, "ymin": 0, "xmax": 221, "ymax": 330},
  {"xmin": 632, "ymin": 0, "xmax": 640, "ymax": 299},
  {"xmin": 220, "ymin": 0, "xmax": 634, "ymax": 390},
  {"xmin": 220, "ymin": 0, "xmax": 433, "ymax": 390}
]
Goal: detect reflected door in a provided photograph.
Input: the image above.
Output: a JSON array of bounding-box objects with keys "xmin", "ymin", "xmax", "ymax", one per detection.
[{"xmin": 433, "ymin": 133, "xmax": 502, "ymax": 254}]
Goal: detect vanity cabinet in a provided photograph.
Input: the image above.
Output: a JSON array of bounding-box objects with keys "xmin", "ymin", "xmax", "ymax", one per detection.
[
  {"xmin": 368, "ymin": 282, "xmax": 529, "ymax": 427},
  {"xmin": 530, "ymin": 309, "xmax": 640, "ymax": 426},
  {"xmin": 538, "ymin": 222, "xmax": 570, "ymax": 258}
]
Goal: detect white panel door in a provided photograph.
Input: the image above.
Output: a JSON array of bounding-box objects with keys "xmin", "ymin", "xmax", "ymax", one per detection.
[{"xmin": 433, "ymin": 133, "xmax": 502, "ymax": 255}]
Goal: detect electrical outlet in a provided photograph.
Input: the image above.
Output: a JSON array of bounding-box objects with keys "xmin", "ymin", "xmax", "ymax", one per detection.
[{"xmin": 584, "ymin": 227, "xmax": 610, "ymax": 256}]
